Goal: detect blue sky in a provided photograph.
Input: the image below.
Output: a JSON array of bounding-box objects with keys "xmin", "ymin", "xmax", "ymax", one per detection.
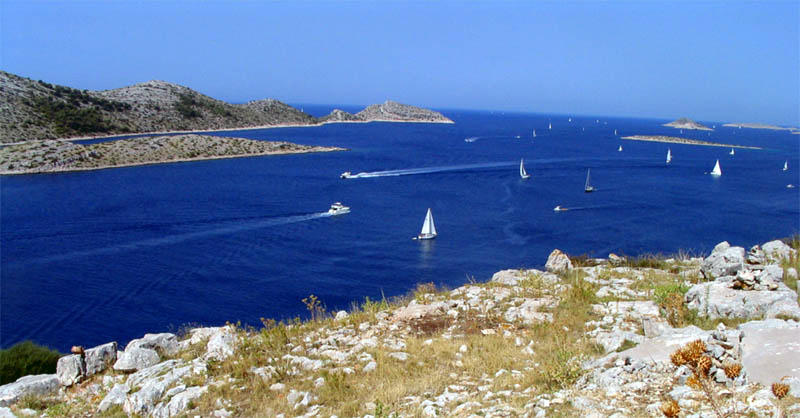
[{"xmin": 1, "ymin": 1, "xmax": 798, "ymax": 125}]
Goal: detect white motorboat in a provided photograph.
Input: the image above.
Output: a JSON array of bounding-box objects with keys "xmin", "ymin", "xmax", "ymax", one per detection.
[
  {"xmin": 554, "ymin": 205, "xmax": 567, "ymax": 212},
  {"xmin": 340, "ymin": 171, "xmax": 352, "ymax": 179},
  {"xmin": 414, "ymin": 208, "xmax": 437, "ymax": 240},
  {"xmin": 327, "ymin": 202, "xmax": 350, "ymax": 215},
  {"xmin": 710, "ymin": 159, "xmax": 722, "ymax": 176},
  {"xmin": 520, "ymin": 158, "xmax": 531, "ymax": 179}
]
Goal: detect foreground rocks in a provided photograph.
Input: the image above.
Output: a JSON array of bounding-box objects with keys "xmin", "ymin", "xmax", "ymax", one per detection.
[{"xmin": 1, "ymin": 238, "xmax": 798, "ymax": 417}]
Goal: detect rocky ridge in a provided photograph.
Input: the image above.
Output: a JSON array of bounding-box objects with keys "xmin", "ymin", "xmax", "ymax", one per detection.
[
  {"xmin": 0, "ymin": 71, "xmax": 453, "ymax": 143},
  {"xmin": 318, "ymin": 101, "xmax": 453, "ymax": 124},
  {"xmin": 1, "ymin": 239, "xmax": 798, "ymax": 417},
  {"xmin": 663, "ymin": 118, "xmax": 714, "ymax": 131}
]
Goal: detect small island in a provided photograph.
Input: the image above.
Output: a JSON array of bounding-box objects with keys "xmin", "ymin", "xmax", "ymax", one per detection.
[
  {"xmin": 722, "ymin": 123, "xmax": 794, "ymax": 131},
  {"xmin": 662, "ymin": 117, "xmax": 713, "ymax": 131},
  {"xmin": 0, "ymin": 134, "xmax": 344, "ymax": 175},
  {"xmin": 320, "ymin": 100, "xmax": 453, "ymax": 124},
  {"xmin": 621, "ymin": 135, "xmax": 761, "ymax": 149}
]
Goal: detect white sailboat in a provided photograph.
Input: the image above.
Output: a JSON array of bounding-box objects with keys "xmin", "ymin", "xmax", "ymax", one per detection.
[
  {"xmin": 710, "ymin": 159, "xmax": 722, "ymax": 176},
  {"xmin": 519, "ymin": 159, "xmax": 530, "ymax": 179},
  {"xmin": 584, "ymin": 169, "xmax": 595, "ymax": 192},
  {"xmin": 549, "ymin": 122, "xmax": 552, "ymax": 130},
  {"xmin": 414, "ymin": 208, "xmax": 437, "ymax": 240},
  {"xmin": 729, "ymin": 148, "xmax": 735, "ymax": 156},
  {"xmin": 614, "ymin": 129, "xmax": 617, "ymax": 136},
  {"xmin": 783, "ymin": 161, "xmax": 788, "ymax": 171},
  {"xmin": 532, "ymin": 129, "xmax": 536, "ymax": 138},
  {"xmin": 666, "ymin": 149, "xmax": 672, "ymax": 164},
  {"xmin": 618, "ymin": 145, "xmax": 623, "ymax": 152},
  {"xmin": 568, "ymin": 117, "xmax": 572, "ymax": 122}
]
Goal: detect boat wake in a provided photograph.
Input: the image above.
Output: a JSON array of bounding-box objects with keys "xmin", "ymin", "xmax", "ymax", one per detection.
[
  {"xmin": 464, "ymin": 135, "xmax": 522, "ymax": 142},
  {"xmin": 15, "ymin": 212, "xmax": 334, "ymax": 266},
  {"xmin": 343, "ymin": 162, "xmax": 516, "ymax": 178}
]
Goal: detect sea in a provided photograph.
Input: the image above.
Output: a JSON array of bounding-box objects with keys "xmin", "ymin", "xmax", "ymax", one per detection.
[{"xmin": 1, "ymin": 107, "xmax": 798, "ymax": 352}]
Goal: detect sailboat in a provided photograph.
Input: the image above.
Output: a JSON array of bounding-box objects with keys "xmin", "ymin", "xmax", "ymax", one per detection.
[
  {"xmin": 414, "ymin": 208, "xmax": 437, "ymax": 240},
  {"xmin": 532, "ymin": 129, "xmax": 536, "ymax": 138},
  {"xmin": 729, "ymin": 148, "xmax": 735, "ymax": 156},
  {"xmin": 549, "ymin": 122, "xmax": 552, "ymax": 130},
  {"xmin": 584, "ymin": 169, "xmax": 595, "ymax": 192},
  {"xmin": 618, "ymin": 145, "xmax": 623, "ymax": 152},
  {"xmin": 614, "ymin": 129, "xmax": 618, "ymax": 136},
  {"xmin": 519, "ymin": 159, "xmax": 530, "ymax": 179},
  {"xmin": 783, "ymin": 161, "xmax": 788, "ymax": 171},
  {"xmin": 568, "ymin": 117, "xmax": 572, "ymax": 122},
  {"xmin": 710, "ymin": 159, "xmax": 722, "ymax": 176},
  {"xmin": 666, "ymin": 149, "xmax": 672, "ymax": 164}
]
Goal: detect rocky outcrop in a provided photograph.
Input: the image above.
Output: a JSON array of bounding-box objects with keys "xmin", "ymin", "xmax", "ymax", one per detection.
[
  {"xmin": 662, "ymin": 117, "xmax": 713, "ymax": 131},
  {"xmin": 545, "ymin": 249, "xmax": 573, "ymax": 273},
  {"xmin": 701, "ymin": 241, "xmax": 745, "ymax": 279},
  {"xmin": 318, "ymin": 109, "xmax": 361, "ymax": 123},
  {"xmin": 353, "ymin": 100, "xmax": 453, "ymax": 123},
  {"xmin": 0, "ymin": 375, "xmax": 59, "ymax": 406}
]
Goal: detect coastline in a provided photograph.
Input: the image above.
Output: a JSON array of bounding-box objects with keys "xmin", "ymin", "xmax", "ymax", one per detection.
[
  {"xmin": 0, "ymin": 146, "xmax": 344, "ymax": 176},
  {"xmin": 621, "ymin": 135, "xmax": 762, "ymax": 149}
]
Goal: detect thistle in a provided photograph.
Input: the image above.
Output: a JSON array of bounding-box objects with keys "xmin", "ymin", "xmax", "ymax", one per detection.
[
  {"xmin": 660, "ymin": 399, "xmax": 681, "ymax": 417},
  {"xmin": 722, "ymin": 362, "xmax": 741, "ymax": 380},
  {"xmin": 772, "ymin": 382, "xmax": 789, "ymax": 399}
]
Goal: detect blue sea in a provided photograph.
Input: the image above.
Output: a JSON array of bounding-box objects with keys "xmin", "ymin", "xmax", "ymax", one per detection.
[{"xmin": 2, "ymin": 108, "xmax": 798, "ymax": 352}]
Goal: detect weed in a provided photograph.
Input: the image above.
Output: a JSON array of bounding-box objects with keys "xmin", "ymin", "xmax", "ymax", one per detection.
[{"xmin": 302, "ymin": 294, "xmax": 326, "ymax": 321}]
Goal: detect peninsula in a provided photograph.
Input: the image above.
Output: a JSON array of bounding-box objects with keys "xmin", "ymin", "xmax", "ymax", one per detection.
[
  {"xmin": 662, "ymin": 117, "xmax": 713, "ymax": 131},
  {"xmin": 722, "ymin": 123, "xmax": 794, "ymax": 131},
  {"xmin": 0, "ymin": 134, "xmax": 343, "ymax": 175},
  {"xmin": 0, "ymin": 71, "xmax": 453, "ymax": 144},
  {"xmin": 621, "ymin": 135, "xmax": 761, "ymax": 149}
]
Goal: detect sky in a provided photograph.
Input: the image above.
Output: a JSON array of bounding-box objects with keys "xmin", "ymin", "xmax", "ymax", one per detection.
[{"xmin": 1, "ymin": 1, "xmax": 798, "ymax": 125}]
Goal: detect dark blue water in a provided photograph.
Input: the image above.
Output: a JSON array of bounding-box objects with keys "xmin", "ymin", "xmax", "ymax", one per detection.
[{"xmin": 2, "ymin": 110, "xmax": 798, "ymax": 352}]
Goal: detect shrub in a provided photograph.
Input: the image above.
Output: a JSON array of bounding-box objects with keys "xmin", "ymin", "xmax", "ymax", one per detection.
[{"xmin": 0, "ymin": 341, "xmax": 62, "ymax": 384}]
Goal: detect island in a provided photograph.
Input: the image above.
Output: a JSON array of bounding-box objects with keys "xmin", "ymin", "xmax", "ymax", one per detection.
[
  {"xmin": 0, "ymin": 134, "xmax": 344, "ymax": 175},
  {"xmin": 662, "ymin": 117, "xmax": 713, "ymax": 131},
  {"xmin": 722, "ymin": 123, "xmax": 795, "ymax": 131},
  {"xmin": 0, "ymin": 70, "xmax": 453, "ymax": 144},
  {"xmin": 621, "ymin": 135, "xmax": 761, "ymax": 149}
]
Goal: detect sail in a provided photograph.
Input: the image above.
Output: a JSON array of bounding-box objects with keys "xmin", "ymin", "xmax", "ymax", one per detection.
[
  {"xmin": 783, "ymin": 161, "xmax": 788, "ymax": 171},
  {"xmin": 666, "ymin": 149, "xmax": 672, "ymax": 163},
  {"xmin": 532, "ymin": 129, "xmax": 536, "ymax": 137},
  {"xmin": 421, "ymin": 208, "xmax": 436, "ymax": 236},
  {"xmin": 585, "ymin": 169, "xmax": 592, "ymax": 189},
  {"xmin": 548, "ymin": 123, "xmax": 552, "ymax": 130},
  {"xmin": 618, "ymin": 145, "xmax": 622, "ymax": 152},
  {"xmin": 614, "ymin": 129, "xmax": 617, "ymax": 136},
  {"xmin": 520, "ymin": 159, "xmax": 529, "ymax": 178},
  {"xmin": 711, "ymin": 159, "xmax": 722, "ymax": 176},
  {"xmin": 730, "ymin": 148, "xmax": 735, "ymax": 155}
]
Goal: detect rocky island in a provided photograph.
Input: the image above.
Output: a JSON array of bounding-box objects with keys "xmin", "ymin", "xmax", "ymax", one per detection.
[
  {"xmin": 663, "ymin": 118, "xmax": 714, "ymax": 131},
  {"xmin": 722, "ymin": 123, "xmax": 795, "ymax": 131},
  {"xmin": 1, "ymin": 238, "xmax": 798, "ymax": 417},
  {"xmin": 0, "ymin": 134, "xmax": 343, "ymax": 175},
  {"xmin": 0, "ymin": 71, "xmax": 453, "ymax": 144},
  {"xmin": 622, "ymin": 135, "xmax": 762, "ymax": 149}
]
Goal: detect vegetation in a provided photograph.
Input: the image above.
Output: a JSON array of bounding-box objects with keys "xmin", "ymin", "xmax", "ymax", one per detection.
[{"xmin": 0, "ymin": 341, "xmax": 62, "ymax": 384}]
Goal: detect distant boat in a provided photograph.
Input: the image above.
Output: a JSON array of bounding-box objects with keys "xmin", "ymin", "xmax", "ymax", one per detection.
[
  {"xmin": 340, "ymin": 171, "xmax": 352, "ymax": 179},
  {"xmin": 584, "ymin": 169, "xmax": 595, "ymax": 192},
  {"xmin": 532, "ymin": 129, "xmax": 537, "ymax": 138},
  {"xmin": 788, "ymin": 184, "xmax": 796, "ymax": 189},
  {"xmin": 729, "ymin": 148, "xmax": 735, "ymax": 156},
  {"xmin": 554, "ymin": 205, "xmax": 567, "ymax": 212},
  {"xmin": 549, "ymin": 122, "xmax": 552, "ymax": 130},
  {"xmin": 666, "ymin": 149, "xmax": 672, "ymax": 164},
  {"xmin": 614, "ymin": 129, "xmax": 617, "ymax": 136},
  {"xmin": 680, "ymin": 129, "xmax": 683, "ymax": 134},
  {"xmin": 519, "ymin": 159, "xmax": 531, "ymax": 179},
  {"xmin": 568, "ymin": 117, "xmax": 572, "ymax": 122},
  {"xmin": 710, "ymin": 159, "xmax": 722, "ymax": 176},
  {"xmin": 327, "ymin": 202, "xmax": 350, "ymax": 216},
  {"xmin": 618, "ymin": 145, "xmax": 623, "ymax": 152},
  {"xmin": 414, "ymin": 208, "xmax": 437, "ymax": 240},
  {"xmin": 783, "ymin": 161, "xmax": 788, "ymax": 171}
]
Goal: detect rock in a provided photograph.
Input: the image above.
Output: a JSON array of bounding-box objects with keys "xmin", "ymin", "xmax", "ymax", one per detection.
[
  {"xmin": 747, "ymin": 245, "xmax": 766, "ymax": 264},
  {"xmin": 392, "ymin": 301, "xmax": 450, "ymax": 321},
  {"xmin": 56, "ymin": 354, "xmax": 85, "ymax": 386},
  {"xmin": 701, "ymin": 241, "xmax": 745, "ymax": 279},
  {"xmin": 335, "ymin": 310, "xmax": 349, "ymax": 320},
  {"xmin": 363, "ymin": 361, "xmax": 377, "ymax": 373},
  {"xmin": 270, "ymin": 383, "xmax": 285, "ymax": 391},
  {"xmin": 786, "ymin": 268, "xmax": 798, "ymax": 282},
  {"xmin": 389, "ymin": 352, "xmax": 408, "ymax": 361},
  {"xmin": 0, "ymin": 374, "xmax": 60, "ymax": 407},
  {"xmin": 545, "ymin": 249, "xmax": 572, "ymax": 273},
  {"xmin": 762, "ymin": 240, "xmax": 796, "ymax": 261},
  {"xmin": 206, "ymin": 327, "xmax": 236, "ymax": 361},
  {"xmin": 0, "ymin": 407, "xmax": 13, "ymax": 418},
  {"xmin": 113, "ymin": 347, "xmax": 161, "ymax": 372},
  {"xmin": 151, "ymin": 386, "xmax": 208, "ymax": 418},
  {"xmin": 740, "ymin": 320, "xmax": 800, "ymax": 392},
  {"xmin": 504, "ymin": 298, "xmax": 556, "ymax": 324},
  {"xmin": 124, "ymin": 378, "xmax": 167, "ymax": 416},
  {"xmin": 126, "ymin": 333, "xmax": 179, "ymax": 357},
  {"xmin": 608, "ymin": 253, "xmax": 625, "ymax": 266},
  {"xmin": 85, "ymin": 342, "xmax": 117, "ymax": 376},
  {"xmin": 610, "ymin": 325, "xmax": 710, "ymax": 364},
  {"xmin": 685, "ymin": 280, "xmax": 800, "ymax": 320},
  {"xmin": 98, "ymin": 383, "xmax": 129, "ymax": 412}
]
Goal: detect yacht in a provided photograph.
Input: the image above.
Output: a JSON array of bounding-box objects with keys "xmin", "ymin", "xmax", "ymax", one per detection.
[
  {"xmin": 666, "ymin": 149, "xmax": 672, "ymax": 164},
  {"xmin": 584, "ymin": 169, "xmax": 595, "ymax": 192},
  {"xmin": 519, "ymin": 159, "xmax": 531, "ymax": 179},
  {"xmin": 710, "ymin": 159, "xmax": 722, "ymax": 176},
  {"xmin": 618, "ymin": 145, "xmax": 623, "ymax": 152},
  {"xmin": 340, "ymin": 171, "xmax": 352, "ymax": 179},
  {"xmin": 783, "ymin": 161, "xmax": 788, "ymax": 171},
  {"xmin": 554, "ymin": 206, "xmax": 567, "ymax": 212},
  {"xmin": 729, "ymin": 148, "xmax": 735, "ymax": 156},
  {"xmin": 327, "ymin": 202, "xmax": 350, "ymax": 215},
  {"xmin": 413, "ymin": 208, "xmax": 437, "ymax": 240}
]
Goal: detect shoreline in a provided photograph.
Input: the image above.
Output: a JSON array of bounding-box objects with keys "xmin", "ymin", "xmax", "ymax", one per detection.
[
  {"xmin": 621, "ymin": 135, "xmax": 762, "ymax": 149},
  {"xmin": 0, "ymin": 119, "xmax": 455, "ymax": 146},
  {"xmin": 0, "ymin": 147, "xmax": 344, "ymax": 176}
]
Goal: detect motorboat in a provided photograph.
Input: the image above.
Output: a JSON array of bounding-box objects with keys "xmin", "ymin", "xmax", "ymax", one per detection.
[
  {"xmin": 340, "ymin": 171, "xmax": 352, "ymax": 179},
  {"xmin": 327, "ymin": 202, "xmax": 350, "ymax": 215},
  {"xmin": 554, "ymin": 206, "xmax": 567, "ymax": 212}
]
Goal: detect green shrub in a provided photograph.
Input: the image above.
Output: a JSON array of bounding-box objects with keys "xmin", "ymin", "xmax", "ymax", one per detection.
[{"xmin": 0, "ymin": 341, "xmax": 62, "ymax": 385}]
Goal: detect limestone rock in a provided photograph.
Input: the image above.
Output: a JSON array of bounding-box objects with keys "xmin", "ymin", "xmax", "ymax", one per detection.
[
  {"xmin": 545, "ymin": 249, "xmax": 572, "ymax": 273},
  {"xmin": 98, "ymin": 383, "xmax": 129, "ymax": 412},
  {"xmin": 393, "ymin": 301, "xmax": 450, "ymax": 321},
  {"xmin": 124, "ymin": 378, "xmax": 167, "ymax": 416},
  {"xmin": 113, "ymin": 347, "xmax": 161, "ymax": 372},
  {"xmin": 206, "ymin": 327, "xmax": 236, "ymax": 361},
  {"xmin": 503, "ymin": 298, "xmax": 556, "ymax": 325},
  {"xmin": 151, "ymin": 385, "xmax": 208, "ymax": 418},
  {"xmin": 85, "ymin": 342, "xmax": 117, "ymax": 376},
  {"xmin": 747, "ymin": 245, "xmax": 766, "ymax": 264},
  {"xmin": 762, "ymin": 240, "xmax": 796, "ymax": 261},
  {"xmin": 0, "ymin": 374, "xmax": 60, "ymax": 407},
  {"xmin": 701, "ymin": 241, "xmax": 745, "ymax": 279},
  {"xmin": 56, "ymin": 354, "xmax": 85, "ymax": 386},
  {"xmin": 739, "ymin": 320, "xmax": 800, "ymax": 394},
  {"xmin": 685, "ymin": 280, "xmax": 800, "ymax": 320},
  {"xmin": 126, "ymin": 333, "xmax": 179, "ymax": 357},
  {"xmin": 0, "ymin": 407, "xmax": 14, "ymax": 418}
]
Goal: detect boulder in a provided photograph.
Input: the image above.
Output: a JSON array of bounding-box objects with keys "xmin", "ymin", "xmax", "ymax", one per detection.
[
  {"xmin": 739, "ymin": 320, "xmax": 800, "ymax": 396},
  {"xmin": 126, "ymin": 333, "xmax": 179, "ymax": 357},
  {"xmin": 85, "ymin": 342, "xmax": 117, "ymax": 376},
  {"xmin": 685, "ymin": 280, "xmax": 800, "ymax": 320},
  {"xmin": 392, "ymin": 301, "xmax": 450, "ymax": 321},
  {"xmin": 206, "ymin": 327, "xmax": 236, "ymax": 361},
  {"xmin": 762, "ymin": 240, "xmax": 796, "ymax": 262},
  {"xmin": 113, "ymin": 347, "xmax": 161, "ymax": 372},
  {"xmin": 56, "ymin": 354, "xmax": 85, "ymax": 386},
  {"xmin": 701, "ymin": 241, "xmax": 745, "ymax": 279},
  {"xmin": 124, "ymin": 379, "xmax": 167, "ymax": 416},
  {"xmin": 746, "ymin": 245, "xmax": 766, "ymax": 265},
  {"xmin": 0, "ymin": 374, "xmax": 60, "ymax": 407},
  {"xmin": 98, "ymin": 383, "xmax": 129, "ymax": 412},
  {"xmin": 545, "ymin": 249, "xmax": 572, "ymax": 273},
  {"xmin": 503, "ymin": 298, "xmax": 557, "ymax": 325},
  {"xmin": 151, "ymin": 386, "xmax": 208, "ymax": 418}
]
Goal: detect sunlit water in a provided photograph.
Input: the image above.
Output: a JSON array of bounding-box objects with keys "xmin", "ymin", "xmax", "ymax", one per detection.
[{"xmin": 2, "ymin": 108, "xmax": 798, "ymax": 351}]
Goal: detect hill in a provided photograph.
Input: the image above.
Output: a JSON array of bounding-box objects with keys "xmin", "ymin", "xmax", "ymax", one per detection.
[{"xmin": 662, "ymin": 117, "xmax": 713, "ymax": 131}]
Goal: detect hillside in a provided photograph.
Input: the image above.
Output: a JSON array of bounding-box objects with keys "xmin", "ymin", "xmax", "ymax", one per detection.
[
  {"xmin": 662, "ymin": 117, "xmax": 713, "ymax": 131},
  {"xmin": 0, "ymin": 71, "xmax": 452, "ymax": 143}
]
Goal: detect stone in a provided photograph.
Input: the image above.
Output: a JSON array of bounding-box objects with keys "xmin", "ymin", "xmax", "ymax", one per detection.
[
  {"xmin": 701, "ymin": 241, "xmax": 745, "ymax": 279},
  {"xmin": 392, "ymin": 301, "xmax": 450, "ymax": 321},
  {"xmin": 0, "ymin": 408, "xmax": 13, "ymax": 418},
  {"xmin": 98, "ymin": 383, "xmax": 129, "ymax": 412},
  {"xmin": 113, "ymin": 347, "xmax": 161, "ymax": 372},
  {"xmin": 389, "ymin": 352, "xmax": 408, "ymax": 361},
  {"xmin": 503, "ymin": 298, "xmax": 556, "ymax": 324},
  {"xmin": 206, "ymin": 327, "xmax": 236, "ymax": 361},
  {"xmin": 739, "ymin": 320, "xmax": 800, "ymax": 391},
  {"xmin": 151, "ymin": 385, "xmax": 208, "ymax": 418},
  {"xmin": 762, "ymin": 240, "xmax": 796, "ymax": 261},
  {"xmin": 270, "ymin": 383, "xmax": 285, "ymax": 391},
  {"xmin": 335, "ymin": 310, "xmax": 349, "ymax": 320},
  {"xmin": 126, "ymin": 333, "xmax": 179, "ymax": 357},
  {"xmin": 56, "ymin": 354, "xmax": 85, "ymax": 386},
  {"xmin": 786, "ymin": 268, "xmax": 798, "ymax": 282},
  {"xmin": 363, "ymin": 361, "xmax": 377, "ymax": 373},
  {"xmin": 545, "ymin": 249, "xmax": 572, "ymax": 273},
  {"xmin": 124, "ymin": 378, "xmax": 168, "ymax": 416},
  {"xmin": 608, "ymin": 253, "xmax": 625, "ymax": 266},
  {"xmin": 747, "ymin": 245, "xmax": 766, "ymax": 264},
  {"xmin": 85, "ymin": 342, "xmax": 118, "ymax": 376},
  {"xmin": 0, "ymin": 374, "xmax": 60, "ymax": 407},
  {"xmin": 685, "ymin": 280, "xmax": 800, "ymax": 320}
]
